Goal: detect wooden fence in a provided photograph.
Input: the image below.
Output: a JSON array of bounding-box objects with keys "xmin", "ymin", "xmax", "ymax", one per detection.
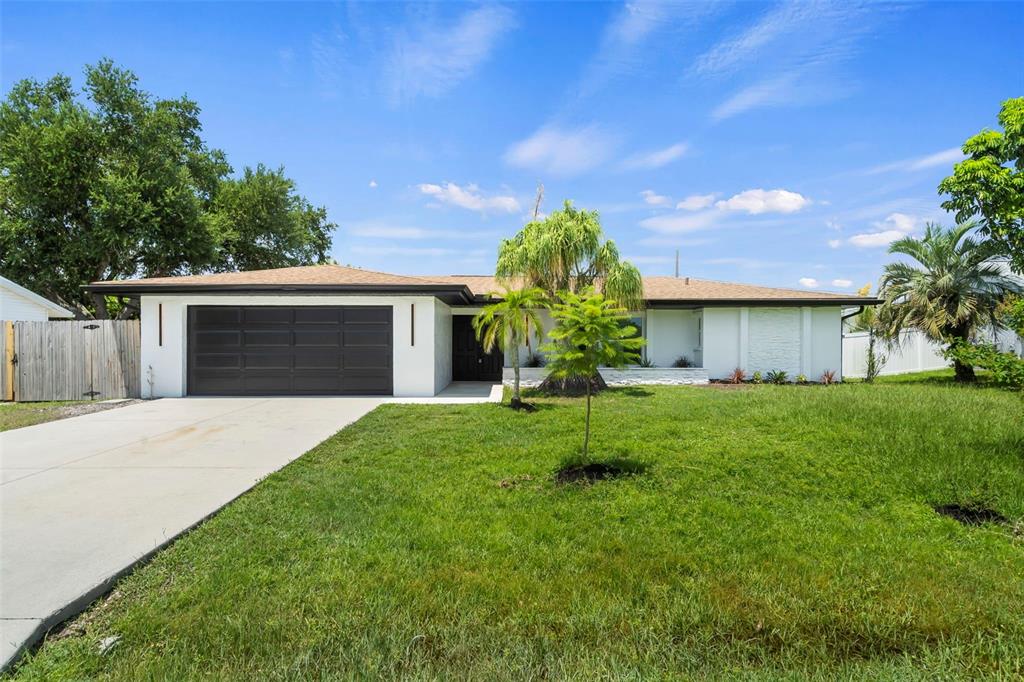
[{"xmin": 1, "ymin": 320, "xmax": 141, "ymax": 402}]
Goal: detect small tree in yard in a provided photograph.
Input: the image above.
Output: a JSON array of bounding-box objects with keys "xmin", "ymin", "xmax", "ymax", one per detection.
[
  {"xmin": 543, "ymin": 290, "xmax": 645, "ymax": 460},
  {"xmin": 472, "ymin": 287, "xmax": 547, "ymax": 409}
]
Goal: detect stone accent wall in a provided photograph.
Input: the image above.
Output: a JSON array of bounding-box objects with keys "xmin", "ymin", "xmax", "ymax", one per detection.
[{"xmin": 503, "ymin": 367, "xmax": 709, "ymax": 387}]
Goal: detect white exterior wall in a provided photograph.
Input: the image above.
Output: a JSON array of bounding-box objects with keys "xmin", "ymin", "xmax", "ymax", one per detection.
[
  {"xmin": 139, "ymin": 294, "xmax": 445, "ymax": 398},
  {"xmin": 433, "ymin": 300, "xmax": 452, "ymax": 394},
  {"xmin": 701, "ymin": 306, "xmax": 843, "ymax": 380},
  {"xmin": 701, "ymin": 308, "xmax": 741, "ymax": 378},
  {"xmin": 645, "ymin": 309, "xmax": 701, "ymax": 367},
  {"xmin": 0, "ymin": 289, "xmax": 51, "ymax": 321}
]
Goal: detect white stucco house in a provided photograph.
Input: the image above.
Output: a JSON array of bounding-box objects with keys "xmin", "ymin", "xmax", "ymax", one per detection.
[
  {"xmin": 0, "ymin": 275, "xmax": 74, "ymax": 321},
  {"xmin": 87, "ymin": 264, "xmax": 879, "ymax": 398}
]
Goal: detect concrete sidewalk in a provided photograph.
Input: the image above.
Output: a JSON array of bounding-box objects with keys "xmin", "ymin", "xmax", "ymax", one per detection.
[{"xmin": 0, "ymin": 396, "xmax": 386, "ymax": 670}]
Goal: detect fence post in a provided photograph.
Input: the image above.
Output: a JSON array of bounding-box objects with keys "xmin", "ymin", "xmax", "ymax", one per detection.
[{"xmin": 4, "ymin": 321, "xmax": 14, "ymax": 401}]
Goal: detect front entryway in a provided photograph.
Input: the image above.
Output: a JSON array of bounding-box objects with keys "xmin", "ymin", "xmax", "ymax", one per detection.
[{"xmin": 451, "ymin": 315, "xmax": 503, "ymax": 381}]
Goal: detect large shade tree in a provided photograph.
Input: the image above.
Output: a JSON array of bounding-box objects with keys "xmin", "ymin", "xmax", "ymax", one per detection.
[
  {"xmin": 495, "ymin": 200, "xmax": 644, "ymax": 310},
  {"xmin": 939, "ymin": 97, "xmax": 1024, "ymax": 273},
  {"xmin": 876, "ymin": 222, "xmax": 1023, "ymax": 382},
  {"xmin": 0, "ymin": 60, "xmax": 334, "ymax": 318}
]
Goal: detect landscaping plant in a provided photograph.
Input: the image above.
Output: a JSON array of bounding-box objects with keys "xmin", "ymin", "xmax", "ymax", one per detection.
[
  {"xmin": 876, "ymin": 222, "xmax": 1022, "ymax": 381},
  {"xmin": 728, "ymin": 367, "xmax": 746, "ymax": 384},
  {"xmin": 766, "ymin": 369, "xmax": 788, "ymax": 385},
  {"xmin": 472, "ymin": 287, "xmax": 547, "ymax": 409},
  {"xmin": 752, "ymin": 371, "xmax": 763, "ymax": 384},
  {"xmin": 543, "ymin": 289, "xmax": 644, "ymax": 460},
  {"xmin": 672, "ymin": 355, "xmax": 693, "ymax": 368},
  {"xmin": 943, "ymin": 340, "xmax": 1024, "ymax": 389},
  {"xmin": 864, "ymin": 333, "xmax": 887, "ymax": 384},
  {"xmin": 820, "ymin": 369, "xmax": 837, "ymax": 385}
]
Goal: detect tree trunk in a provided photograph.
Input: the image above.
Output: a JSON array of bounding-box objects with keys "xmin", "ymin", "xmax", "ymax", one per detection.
[
  {"xmin": 91, "ymin": 292, "xmax": 109, "ymax": 320},
  {"xmin": 511, "ymin": 353, "xmax": 522, "ymax": 407},
  {"xmin": 583, "ymin": 379, "xmax": 592, "ymax": 461},
  {"xmin": 953, "ymin": 358, "xmax": 977, "ymax": 383}
]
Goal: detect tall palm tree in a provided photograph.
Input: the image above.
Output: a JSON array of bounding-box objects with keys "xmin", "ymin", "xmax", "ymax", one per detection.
[
  {"xmin": 877, "ymin": 222, "xmax": 1023, "ymax": 381},
  {"xmin": 472, "ymin": 287, "xmax": 547, "ymax": 407},
  {"xmin": 495, "ymin": 200, "xmax": 644, "ymax": 310}
]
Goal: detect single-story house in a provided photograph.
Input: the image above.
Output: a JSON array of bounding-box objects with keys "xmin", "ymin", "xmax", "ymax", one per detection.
[
  {"xmin": 87, "ymin": 264, "xmax": 879, "ymax": 397},
  {"xmin": 0, "ymin": 275, "xmax": 74, "ymax": 321}
]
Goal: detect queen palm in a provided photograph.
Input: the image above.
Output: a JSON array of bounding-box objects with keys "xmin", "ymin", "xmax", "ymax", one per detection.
[
  {"xmin": 472, "ymin": 287, "xmax": 547, "ymax": 408},
  {"xmin": 877, "ymin": 222, "xmax": 1023, "ymax": 382}
]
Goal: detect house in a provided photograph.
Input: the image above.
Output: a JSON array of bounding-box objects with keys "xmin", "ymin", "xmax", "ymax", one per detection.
[
  {"xmin": 0, "ymin": 275, "xmax": 74, "ymax": 321},
  {"xmin": 86, "ymin": 264, "xmax": 879, "ymax": 398}
]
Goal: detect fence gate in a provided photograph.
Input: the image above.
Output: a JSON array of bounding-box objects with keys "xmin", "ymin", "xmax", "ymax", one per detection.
[{"xmin": 3, "ymin": 320, "xmax": 141, "ymax": 402}]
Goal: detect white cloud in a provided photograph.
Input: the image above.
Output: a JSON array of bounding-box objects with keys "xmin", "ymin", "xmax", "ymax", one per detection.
[
  {"xmin": 875, "ymin": 212, "xmax": 919, "ymax": 233},
  {"xmin": 827, "ymin": 239, "xmax": 842, "ymax": 249},
  {"xmin": 622, "ymin": 142, "xmax": 689, "ymax": 170},
  {"xmin": 826, "ymin": 219, "xmax": 841, "ymax": 231},
  {"xmin": 845, "ymin": 212, "xmax": 921, "ymax": 248},
  {"xmin": 417, "ymin": 182, "xmax": 520, "ymax": 214},
  {"xmin": 368, "ymin": 180, "xmax": 378, "ymax": 188},
  {"xmin": 847, "ymin": 230, "xmax": 906, "ymax": 248},
  {"xmin": 640, "ymin": 189, "xmax": 671, "ymax": 206},
  {"xmin": 504, "ymin": 124, "xmax": 617, "ymax": 176},
  {"xmin": 716, "ymin": 188, "xmax": 810, "ymax": 214},
  {"xmin": 798, "ymin": 277, "xmax": 819, "ymax": 288},
  {"xmin": 638, "ymin": 210, "xmax": 721, "ymax": 234},
  {"xmin": 831, "ymin": 278, "xmax": 852, "ymax": 288},
  {"xmin": 676, "ymin": 193, "xmax": 718, "ymax": 211},
  {"xmin": 386, "ymin": 5, "xmax": 517, "ymax": 103},
  {"xmin": 866, "ymin": 147, "xmax": 964, "ymax": 175}
]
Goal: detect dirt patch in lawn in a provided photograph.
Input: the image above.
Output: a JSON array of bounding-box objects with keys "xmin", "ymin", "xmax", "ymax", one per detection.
[
  {"xmin": 934, "ymin": 503, "xmax": 1008, "ymax": 526},
  {"xmin": 555, "ymin": 460, "xmax": 648, "ymax": 485}
]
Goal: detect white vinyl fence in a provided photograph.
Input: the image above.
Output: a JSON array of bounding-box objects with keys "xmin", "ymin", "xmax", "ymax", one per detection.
[{"xmin": 842, "ymin": 327, "xmax": 1023, "ymax": 378}]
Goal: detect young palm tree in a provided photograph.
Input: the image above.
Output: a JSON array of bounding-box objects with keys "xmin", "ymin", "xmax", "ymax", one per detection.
[
  {"xmin": 472, "ymin": 287, "xmax": 547, "ymax": 408},
  {"xmin": 877, "ymin": 222, "xmax": 1023, "ymax": 381},
  {"xmin": 543, "ymin": 290, "xmax": 645, "ymax": 459}
]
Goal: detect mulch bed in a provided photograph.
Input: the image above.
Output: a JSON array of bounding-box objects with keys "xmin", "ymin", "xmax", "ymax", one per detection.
[
  {"xmin": 934, "ymin": 503, "xmax": 1008, "ymax": 526},
  {"xmin": 555, "ymin": 462, "xmax": 628, "ymax": 485}
]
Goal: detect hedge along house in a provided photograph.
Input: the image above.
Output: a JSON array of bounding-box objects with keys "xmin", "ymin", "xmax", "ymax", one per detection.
[{"xmin": 87, "ymin": 264, "xmax": 878, "ymax": 397}]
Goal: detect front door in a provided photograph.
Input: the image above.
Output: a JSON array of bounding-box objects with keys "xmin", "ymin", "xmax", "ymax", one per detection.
[{"xmin": 452, "ymin": 315, "xmax": 503, "ymax": 381}]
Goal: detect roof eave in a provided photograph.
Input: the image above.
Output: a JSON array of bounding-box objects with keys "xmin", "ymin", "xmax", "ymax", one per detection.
[{"xmin": 83, "ymin": 282, "xmax": 477, "ymax": 305}]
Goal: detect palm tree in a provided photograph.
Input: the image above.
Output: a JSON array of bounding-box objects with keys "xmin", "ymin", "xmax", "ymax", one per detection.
[
  {"xmin": 472, "ymin": 287, "xmax": 547, "ymax": 408},
  {"xmin": 495, "ymin": 200, "xmax": 644, "ymax": 310},
  {"xmin": 877, "ymin": 223, "xmax": 1023, "ymax": 382}
]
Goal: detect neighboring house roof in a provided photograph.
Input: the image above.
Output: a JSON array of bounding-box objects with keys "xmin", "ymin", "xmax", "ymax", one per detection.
[
  {"xmin": 0, "ymin": 275, "xmax": 74, "ymax": 318},
  {"xmin": 87, "ymin": 264, "xmax": 880, "ymax": 306}
]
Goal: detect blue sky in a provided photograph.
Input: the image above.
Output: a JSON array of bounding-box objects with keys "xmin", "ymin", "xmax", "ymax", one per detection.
[{"xmin": 3, "ymin": 1, "xmax": 1022, "ymax": 292}]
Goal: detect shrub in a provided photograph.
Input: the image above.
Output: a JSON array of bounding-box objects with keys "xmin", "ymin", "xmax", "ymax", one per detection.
[
  {"xmin": 796, "ymin": 374, "xmax": 808, "ymax": 384},
  {"xmin": 751, "ymin": 371, "xmax": 763, "ymax": 384},
  {"xmin": 728, "ymin": 367, "xmax": 746, "ymax": 384},
  {"xmin": 820, "ymin": 369, "xmax": 837, "ymax": 385},
  {"xmin": 766, "ymin": 369, "xmax": 788, "ymax": 384},
  {"xmin": 864, "ymin": 333, "xmax": 886, "ymax": 383},
  {"xmin": 672, "ymin": 355, "xmax": 694, "ymax": 368},
  {"xmin": 525, "ymin": 352, "xmax": 546, "ymax": 368},
  {"xmin": 637, "ymin": 357, "xmax": 655, "ymax": 368},
  {"xmin": 943, "ymin": 340, "xmax": 1024, "ymax": 389}
]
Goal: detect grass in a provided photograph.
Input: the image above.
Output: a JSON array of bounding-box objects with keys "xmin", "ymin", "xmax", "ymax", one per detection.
[
  {"xmin": 9, "ymin": 383, "xmax": 1024, "ymax": 680},
  {"xmin": 0, "ymin": 401, "xmax": 87, "ymax": 431}
]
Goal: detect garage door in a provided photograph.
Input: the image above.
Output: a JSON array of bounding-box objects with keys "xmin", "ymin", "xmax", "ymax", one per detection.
[{"xmin": 187, "ymin": 306, "xmax": 392, "ymax": 395}]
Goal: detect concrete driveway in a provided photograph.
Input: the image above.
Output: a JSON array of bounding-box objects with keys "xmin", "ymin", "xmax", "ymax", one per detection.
[{"xmin": 0, "ymin": 396, "xmax": 388, "ymax": 670}]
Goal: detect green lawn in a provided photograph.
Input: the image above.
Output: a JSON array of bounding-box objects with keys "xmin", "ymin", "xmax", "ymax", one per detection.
[
  {"xmin": 0, "ymin": 401, "xmax": 87, "ymax": 431},
  {"xmin": 11, "ymin": 384, "xmax": 1024, "ymax": 680}
]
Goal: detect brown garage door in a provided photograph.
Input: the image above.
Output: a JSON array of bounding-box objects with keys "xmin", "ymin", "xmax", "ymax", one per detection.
[{"xmin": 187, "ymin": 306, "xmax": 392, "ymax": 395}]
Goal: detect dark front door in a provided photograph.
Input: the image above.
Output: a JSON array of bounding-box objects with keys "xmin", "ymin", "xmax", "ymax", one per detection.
[
  {"xmin": 188, "ymin": 305, "xmax": 393, "ymax": 395},
  {"xmin": 452, "ymin": 315, "xmax": 503, "ymax": 381}
]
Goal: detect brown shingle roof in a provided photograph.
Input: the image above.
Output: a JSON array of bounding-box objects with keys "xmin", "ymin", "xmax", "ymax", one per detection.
[{"xmin": 89, "ymin": 265, "xmax": 877, "ymax": 304}]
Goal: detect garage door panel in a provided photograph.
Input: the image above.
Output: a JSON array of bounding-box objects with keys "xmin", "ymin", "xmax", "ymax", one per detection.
[
  {"xmin": 294, "ymin": 330, "xmax": 340, "ymax": 347},
  {"xmin": 194, "ymin": 308, "xmax": 242, "ymax": 325},
  {"xmin": 193, "ymin": 353, "xmax": 241, "ymax": 369},
  {"xmin": 188, "ymin": 305, "xmax": 392, "ymax": 395},
  {"xmin": 295, "ymin": 307, "xmax": 342, "ymax": 324},
  {"xmin": 243, "ymin": 308, "xmax": 293, "ymax": 325},
  {"xmin": 344, "ymin": 308, "xmax": 391, "ymax": 324},
  {"xmin": 343, "ymin": 329, "xmax": 390, "ymax": 347}
]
